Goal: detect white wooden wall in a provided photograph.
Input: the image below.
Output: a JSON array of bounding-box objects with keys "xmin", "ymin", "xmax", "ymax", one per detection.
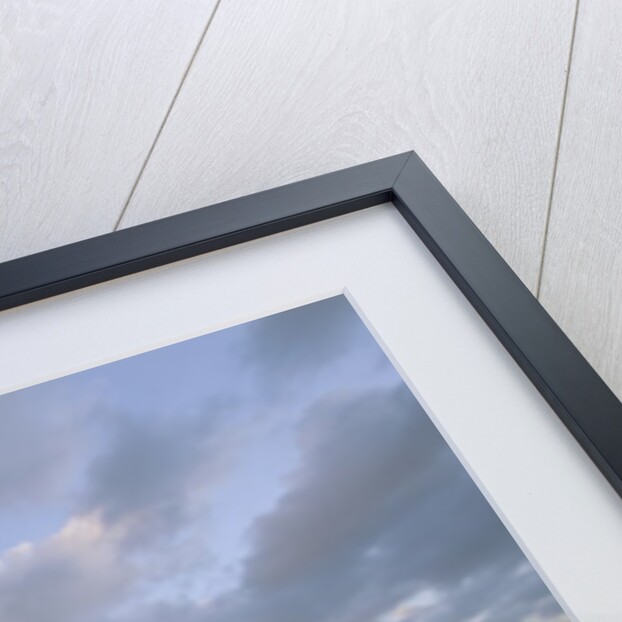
[{"xmin": 1, "ymin": 0, "xmax": 620, "ymax": 400}]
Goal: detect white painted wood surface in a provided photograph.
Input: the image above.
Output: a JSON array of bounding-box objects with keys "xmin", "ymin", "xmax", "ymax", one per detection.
[
  {"xmin": 539, "ymin": 0, "xmax": 622, "ymax": 400},
  {"xmin": 0, "ymin": 0, "xmax": 218, "ymax": 262},
  {"xmin": 118, "ymin": 0, "xmax": 576, "ymax": 290}
]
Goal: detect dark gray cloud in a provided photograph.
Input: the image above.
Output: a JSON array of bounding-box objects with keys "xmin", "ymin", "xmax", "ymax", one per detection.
[
  {"xmin": 238, "ymin": 296, "xmax": 372, "ymax": 385},
  {"xmin": 80, "ymin": 399, "xmax": 235, "ymax": 546},
  {"xmin": 202, "ymin": 384, "xmax": 566, "ymax": 622},
  {"xmin": 0, "ymin": 384, "xmax": 89, "ymax": 508}
]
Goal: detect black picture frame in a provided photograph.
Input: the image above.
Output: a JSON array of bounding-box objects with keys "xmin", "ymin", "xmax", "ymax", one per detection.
[{"xmin": 1, "ymin": 151, "xmax": 621, "ymax": 498}]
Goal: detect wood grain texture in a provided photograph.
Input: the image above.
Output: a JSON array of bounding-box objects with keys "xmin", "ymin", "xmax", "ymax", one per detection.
[
  {"xmin": 0, "ymin": 0, "xmax": 218, "ymax": 261},
  {"xmin": 119, "ymin": 0, "xmax": 576, "ymax": 290},
  {"xmin": 539, "ymin": 0, "xmax": 622, "ymax": 400}
]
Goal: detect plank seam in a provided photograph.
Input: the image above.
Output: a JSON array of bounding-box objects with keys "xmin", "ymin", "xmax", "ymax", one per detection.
[
  {"xmin": 535, "ymin": 0, "xmax": 581, "ymax": 298},
  {"xmin": 113, "ymin": 0, "xmax": 225, "ymax": 232}
]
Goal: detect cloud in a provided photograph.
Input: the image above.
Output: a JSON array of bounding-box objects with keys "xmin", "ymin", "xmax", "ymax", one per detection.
[
  {"xmin": 237, "ymin": 296, "xmax": 371, "ymax": 385},
  {"xmin": 0, "ymin": 384, "xmax": 92, "ymax": 508},
  {"xmin": 79, "ymin": 399, "xmax": 238, "ymax": 550},
  {"xmin": 201, "ymin": 384, "xmax": 567, "ymax": 622},
  {"xmin": 105, "ymin": 600, "xmax": 210, "ymax": 622},
  {"xmin": 0, "ymin": 514, "xmax": 130, "ymax": 622},
  {"xmin": 0, "ymin": 301, "xmax": 568, "ymax": 622},
  {"xmin": 0, "ymin": 391, "xmax": 246, "ymax": 620},
  {"xmin": 378, "ymin": 588, "xmax": 444, "ymax": 621}
]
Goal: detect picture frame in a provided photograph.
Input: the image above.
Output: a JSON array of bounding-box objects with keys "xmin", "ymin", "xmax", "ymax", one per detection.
[
  {"xmin": 1, "ymin": 150, "xmax": 620, "ymax": 498},
  {"xmin": 1, "ymin": 151, "xmax": 621, "ymax": 619}
]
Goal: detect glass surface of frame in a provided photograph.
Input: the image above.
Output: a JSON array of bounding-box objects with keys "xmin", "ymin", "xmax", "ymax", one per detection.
[{"xmin": 1, "ymin": 205, "xmax": 621, "ymax": 620}]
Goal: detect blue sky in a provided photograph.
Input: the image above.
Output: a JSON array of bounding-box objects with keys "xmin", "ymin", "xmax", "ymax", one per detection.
[{"xmin": 0, "ymin": 296, "xmax": 567, "ymax": 621}]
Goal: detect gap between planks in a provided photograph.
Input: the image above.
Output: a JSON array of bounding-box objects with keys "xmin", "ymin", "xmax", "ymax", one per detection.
[
  {"xmin": 113, "ymin": 0, "xmax": 225, "ymax": 231},
  {"xmin": 535, "ymin": 0, "xmax": 581, "ymax": 299}
]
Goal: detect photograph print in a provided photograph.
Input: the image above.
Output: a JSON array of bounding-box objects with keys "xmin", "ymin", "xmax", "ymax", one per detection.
[{"xmin": 0, "ymin": 296, "xmax": 568, "ymax": 622}]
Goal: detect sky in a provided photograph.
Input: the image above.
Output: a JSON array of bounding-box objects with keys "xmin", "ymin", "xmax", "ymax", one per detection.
[{"xmin": 0, "ymin": 295, "xmax": 568, "ymax": 622}]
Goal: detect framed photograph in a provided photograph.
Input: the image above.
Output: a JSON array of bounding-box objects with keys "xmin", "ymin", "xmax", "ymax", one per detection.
[{"xmin": 0, "ymin": 152, "xmax": 620, "ymax": 621}]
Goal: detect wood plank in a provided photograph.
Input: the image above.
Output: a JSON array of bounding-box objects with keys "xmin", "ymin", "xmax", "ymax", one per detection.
[
  {"xmin": 539, "ymin": 0, "xmax": 622, "ymax": 400},
  {"xmin": 0, "ymin": 0, "xmax": 218, "ymax": 261},
  {"xmin": 119, "ymin": 0, "xmax": 576, "ymax": 290}
]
